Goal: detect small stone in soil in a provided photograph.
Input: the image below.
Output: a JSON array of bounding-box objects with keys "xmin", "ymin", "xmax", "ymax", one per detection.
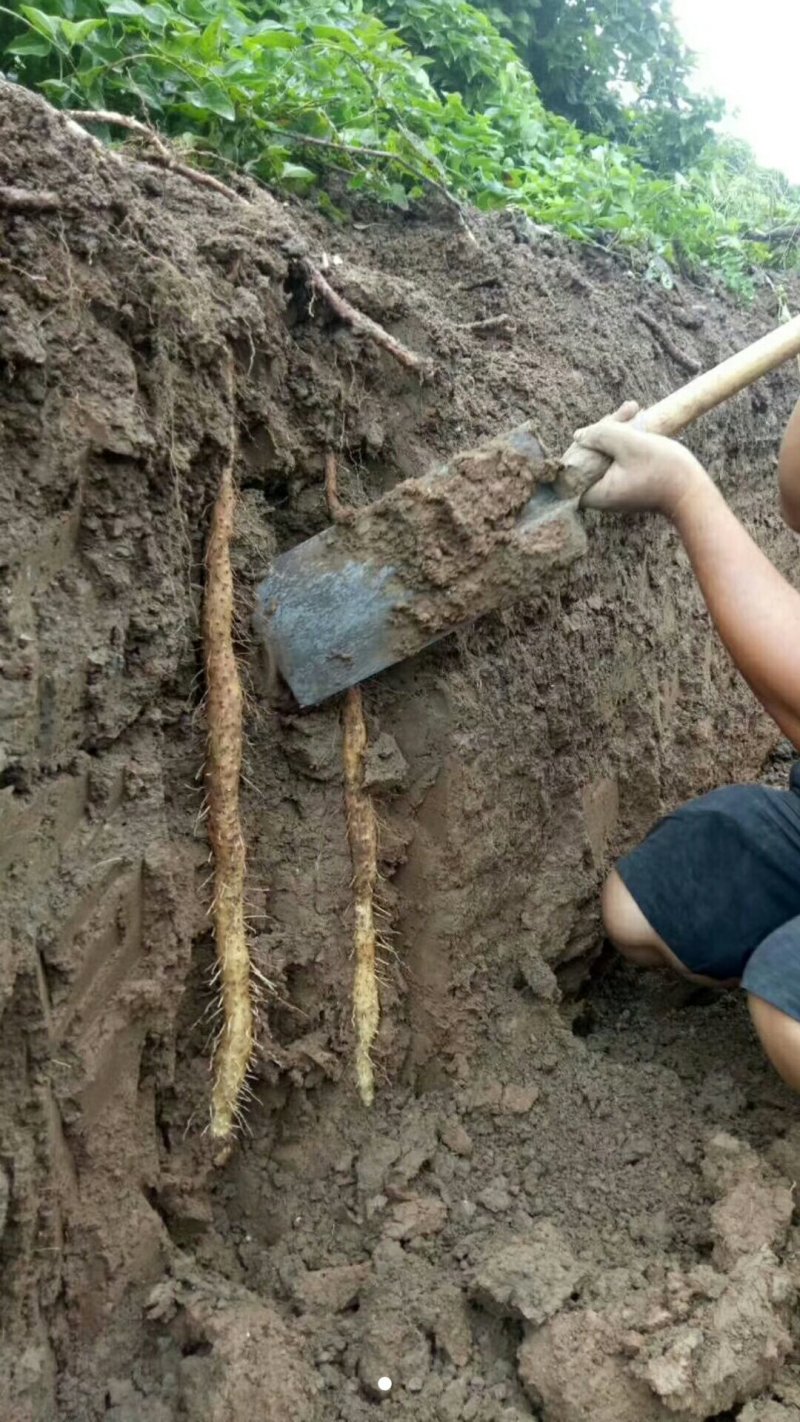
[
  {"xmin": 440, "ymin": 1120, "xmax": 474, "ymax": 1157},
  {"xmin": 501, "ymin": 1084, "xmax": 540, "ymax": 1114},
  {"xmin": 384, "ymin": 1196, "xmax": 448, "ymax": 1241},
  {"xmin": 478, "ymin": 1183, "xmax": 512, "ymax": 1214}
]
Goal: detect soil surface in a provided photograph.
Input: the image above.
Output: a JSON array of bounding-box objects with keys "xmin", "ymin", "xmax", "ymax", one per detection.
[{"xmin": 3, "ymin": 79, "xmax": 800, "ymax": 1422}]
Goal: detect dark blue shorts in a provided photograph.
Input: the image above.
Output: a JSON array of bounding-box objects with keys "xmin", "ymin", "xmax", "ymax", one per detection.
[{"xmin": 617, "ymin": 764, "xmax": 800, "ymax": 1020}]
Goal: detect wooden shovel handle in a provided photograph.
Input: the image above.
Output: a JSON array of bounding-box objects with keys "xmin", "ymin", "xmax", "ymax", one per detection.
[{"xmin": 557, "ymin": 313, "xmax": 800, "ymax": 500}]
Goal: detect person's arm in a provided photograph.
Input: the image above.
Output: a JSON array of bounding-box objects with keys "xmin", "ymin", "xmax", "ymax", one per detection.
[
  {"xmin": 575, "ymin": 419, "xmax": 800, "ymax": 747},
  {"xmin": 779, "ymin": 396, "xmax": 800, "ymax": 532}
]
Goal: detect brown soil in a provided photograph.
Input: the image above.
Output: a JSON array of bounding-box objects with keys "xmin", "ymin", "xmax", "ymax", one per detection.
[{"xmin": 3, "ymin": 79, "xmax": 800, "ymax": 1422}]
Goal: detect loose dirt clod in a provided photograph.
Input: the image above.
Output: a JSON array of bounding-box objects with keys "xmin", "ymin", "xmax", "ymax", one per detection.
[
  {"xmin": 0, "ymin": 182, "xmax": 60, "ymax": 211},
  {"xmin": 342, "ymin": 686, "xmax": 381, "ymax": 1106},
  {"xmin": 203, "ymin": 353, "xmax": 254, "ymax": 1140}
]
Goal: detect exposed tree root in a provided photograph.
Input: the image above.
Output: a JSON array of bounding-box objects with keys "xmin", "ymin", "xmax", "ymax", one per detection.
[
  {"xmin": 203, "ymin": 352, "xmax": 254, "ymax": 1139},
  {"xmin": 636, "ymin": 309, "xmax": 701, "ymax": 375},
  {"xmin": 342, "ymin": 685, "xmax": 381, "ymax": 1106},
  {"xmin": 302, "ymin": 258, "xmax": 433, "ymax": 375},
  {"xmin": 65, "ymin": 110, "xmax": 249, "ymax": 205}
]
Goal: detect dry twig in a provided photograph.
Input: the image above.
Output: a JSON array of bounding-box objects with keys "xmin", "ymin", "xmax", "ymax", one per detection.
[{"xmin": 454, "ymin": 313, "xmax": 516, "ymax": 335}]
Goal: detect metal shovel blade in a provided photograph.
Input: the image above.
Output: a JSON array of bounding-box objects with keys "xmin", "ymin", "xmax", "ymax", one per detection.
[{"xmin": 254, "ymin": 477, "xmax": 578, "ymax": 708}]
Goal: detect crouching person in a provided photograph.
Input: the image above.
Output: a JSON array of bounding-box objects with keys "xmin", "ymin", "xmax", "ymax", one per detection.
[{"xmin": 576, "ymin": 397, "xmax": 800, "ymax": 1091}]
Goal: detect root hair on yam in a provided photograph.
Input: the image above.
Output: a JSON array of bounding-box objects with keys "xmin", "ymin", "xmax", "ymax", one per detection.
[{"xmin": 202, "ymin": 349, "xmax": 255, "ymax": 1142}]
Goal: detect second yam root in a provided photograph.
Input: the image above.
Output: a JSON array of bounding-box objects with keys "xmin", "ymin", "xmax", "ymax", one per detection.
[
  {"xmin": 342, "ymin": 686, "xmax": 381, "ymax": 1106},
  {"xmin": 327, "ymin": 451, "xmax": 381, "ymax": 1103},
  {"xmin": 204, "ymin": 353, "xmax": 254, "ymax": 1140}
]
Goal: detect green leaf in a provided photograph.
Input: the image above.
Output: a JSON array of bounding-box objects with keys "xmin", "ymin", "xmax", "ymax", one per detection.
[
  {"xmin": 19, "ymin": 6, "xmax": 63, "ymax": 42},
  {"xmin": 60, "ymin": 18, "xmax": 106, "ymax": 46},
  {"xmin": 39, "ymin": 77, "xmax": 73, "ymax": 99},
  {"xmin": 183, "ymin": 82, "xmax": 236, "ymax": 122},
  {"xmin": 142, "ymin": 3, "xmax": 173, "ymax": 24},
  {"xmin": 280, "ymin": 161, "xmax": 316, "ymax": 185},
  {"xmin": 7, "ymin": 0, "xmax": 799, "ymax": 295},
  {"xmin": 7, "ymin": 33, "xmax": 54, "ymax": 56},
  {"xmin": 246, "ymin": 30, "xmax": 302, "ymax": 50}
]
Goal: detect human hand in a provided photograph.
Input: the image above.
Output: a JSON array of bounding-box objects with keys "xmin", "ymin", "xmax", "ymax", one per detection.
[{"xmin": 574, "ymin": 405, "xmax": 709, "ymax": 517}]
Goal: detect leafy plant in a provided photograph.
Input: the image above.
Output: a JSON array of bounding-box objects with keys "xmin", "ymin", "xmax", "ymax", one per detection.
[
  {"xmin": 475, "ymin": 0, "xmax": 724, "ymax": 175},
  {"xmin": 1, "ymin": 0, "xmax": 798, "ymax": 295}
]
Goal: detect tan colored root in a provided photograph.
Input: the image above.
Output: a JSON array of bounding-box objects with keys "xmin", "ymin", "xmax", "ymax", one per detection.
[
  {"xmin": 342, "ymin": 685, "xmax": 380, "ymax": 1106},
  {"xmin": 203, "ymin": 352, "xmax": 253, "ymax": 1139},
  {"xmin": 324, "ymin": 449, "xmax": 355, "ymax": 524},
  {"xmin": 302, "ymin": 258, "xmax": 432, "ymax": 375}
]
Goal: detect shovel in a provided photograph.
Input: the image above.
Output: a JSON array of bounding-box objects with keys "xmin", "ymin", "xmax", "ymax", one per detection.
[{"xmin": 255, "ymin": 314, "xmax": 800, "ymax": 707}]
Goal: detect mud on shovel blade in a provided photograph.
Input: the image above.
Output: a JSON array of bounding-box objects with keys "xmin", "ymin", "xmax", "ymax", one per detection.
[
  {"xmin": 254, "ymin": 428, "xmax": 580, "ymax": 707},
  {"xmin": 255, "ymin": 305, "xmax": 800, "ymax": 709}
]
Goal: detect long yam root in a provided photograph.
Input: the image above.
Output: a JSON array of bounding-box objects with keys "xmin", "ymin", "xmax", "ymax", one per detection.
[
  {"xmin": 204, "ymin": 355, "xmax": 253, "ymax": 1139},
  {"xmin": 342, "ymin": 686, "xmax": 380, "ymax": 1106}
]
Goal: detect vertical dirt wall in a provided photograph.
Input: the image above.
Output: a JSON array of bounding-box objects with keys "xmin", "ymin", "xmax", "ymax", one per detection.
[{"xmin": 2, "ymin": 80, "xmax": 800, "ymax": 1420}]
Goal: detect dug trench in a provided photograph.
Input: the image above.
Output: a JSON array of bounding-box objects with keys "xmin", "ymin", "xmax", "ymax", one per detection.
[{"xmin": 4, "ymin": 80, "xmax": 800, "ymax": 1422}]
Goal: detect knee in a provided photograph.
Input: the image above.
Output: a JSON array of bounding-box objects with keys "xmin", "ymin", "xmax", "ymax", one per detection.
[
  {"xmin": 601, "ymin": 869, "xmax": 668, "ymax": 969},
  {"xmin": 748, "ymin": 994, "xmax": 800, "ymax": 1094},
  {"xmin": 601, "ymin": 869, "xmax": 642, "ymax": 948}
]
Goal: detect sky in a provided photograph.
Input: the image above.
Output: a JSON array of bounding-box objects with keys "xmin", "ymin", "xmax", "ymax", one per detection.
[{"xmin": 671, "ymin": 0, "xmax": 800, "ymax": 182}]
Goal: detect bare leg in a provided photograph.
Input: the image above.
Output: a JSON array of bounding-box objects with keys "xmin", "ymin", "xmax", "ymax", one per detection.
[
  {"xmin": 602, "ymin": 870, "xmax": 736, "ymax": 987},
  {"xmin": 748, "ymin": 994, "xmax": 800, "ymax": 1093}
]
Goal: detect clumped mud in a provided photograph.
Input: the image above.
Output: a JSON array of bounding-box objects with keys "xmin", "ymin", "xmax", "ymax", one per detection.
[{"xmin": 3, "ymin": 79, "xmax": 800, "ymax": 1422}]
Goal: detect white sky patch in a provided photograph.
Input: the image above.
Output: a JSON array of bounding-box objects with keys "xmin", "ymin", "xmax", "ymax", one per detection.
[{"xmin": 672, "ymin": 0, "xmax": 800, "ymax": 182}]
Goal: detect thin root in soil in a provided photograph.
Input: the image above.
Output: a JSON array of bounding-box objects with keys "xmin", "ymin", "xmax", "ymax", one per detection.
[
  {"xmin": 302, "ymin": 258, "xmax": 432, "ymax": 376},
  {"xmin": 203, "ymin": 351, "xmax": 254, "ymax": 1139}
]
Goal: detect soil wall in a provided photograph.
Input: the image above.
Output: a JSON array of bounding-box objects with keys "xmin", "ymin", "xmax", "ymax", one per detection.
[{"xmin": 3, "ymin": 81, "xmax": 800, "ymax": 1422}]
